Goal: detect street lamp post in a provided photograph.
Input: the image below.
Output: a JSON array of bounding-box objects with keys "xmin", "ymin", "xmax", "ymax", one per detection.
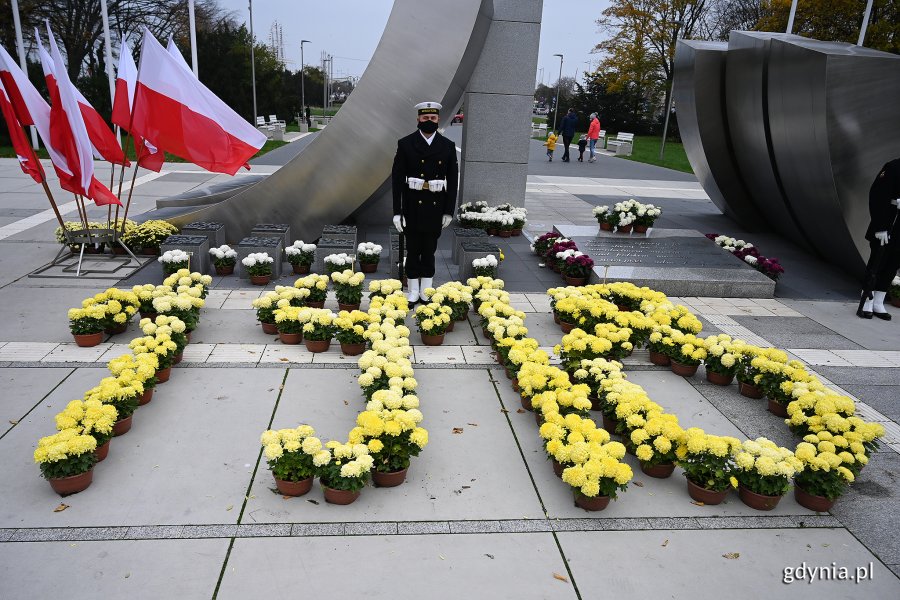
[
  {"xmin": 249, "ymin": 0, "xmax": 257, "ymax": 123},
  {"xmin": 552, "ymin": 53, "xmax": 563, "ymax": 132},
  {"xmin": 300, "ymin": 39, "xmax": 310, "ymax": 131}
]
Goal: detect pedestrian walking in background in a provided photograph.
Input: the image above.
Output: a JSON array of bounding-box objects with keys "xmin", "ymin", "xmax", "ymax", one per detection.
[
  {"xmin": 558, "ymin": 108, "xmax": 578, "ymax": 162},
  {"xmin": 544, "ymin": 131, "xmax": 558, "ymax": 161},
  {"xmin": 587, "ymin": 112, "xmax": 601, "ymax": 163},
  {"xmin": 577, "ymin": 135, "xmax": 587, "ymax": 162}
]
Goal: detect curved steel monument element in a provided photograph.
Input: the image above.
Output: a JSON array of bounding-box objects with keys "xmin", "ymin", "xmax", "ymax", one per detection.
[
  {"xmin": 157, "ymin": 0, "xmax": 541, "ymax": 243},
  {"xmin": 674, "ymin": 33, "xmax": 900, "ymax": 275}
]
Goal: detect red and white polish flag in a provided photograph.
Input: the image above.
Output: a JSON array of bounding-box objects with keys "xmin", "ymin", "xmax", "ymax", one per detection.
[
  {"xmin": 111, "ymin": 35, "xmax": 164, "ymax": 172},
  {"xmin": 36, "ymin": 31, "xmax": 128, "ymax": 167},
  {"xmin": 0, "ymin": 79, "xmax": 45, "ymax": 183},
  {"xmin": 44, "ymin": 24, "xmax": 120, "ymax": 206},
  {"xmin": 0, "ymin": 42, "xmax": 78, "ymax": 189},
  {"xmin": 132, "ymin": 29, "xmax": 266, "ymax": 175}
]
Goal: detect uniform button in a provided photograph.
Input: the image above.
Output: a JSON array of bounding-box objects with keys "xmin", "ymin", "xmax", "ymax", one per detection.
[
  {"xmin": 420, "ymin": 173, "xmax": 424, "ymax": 177},
  {"xmin": 438, "ymin": 160, "xmax": 442, "ymax": 164},
  {"xmin": 421, "ymin": 159, "xmax": 424, "ymax": 163},
  {"xmin": 418, "ymin": 201, "xmax": 422, "ymax": 205}
]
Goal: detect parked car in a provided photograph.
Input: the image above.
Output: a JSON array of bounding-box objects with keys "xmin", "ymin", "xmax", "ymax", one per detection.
[{"xmin": 452, "ymin": 112, "xmax": 464, "ymax": 124}]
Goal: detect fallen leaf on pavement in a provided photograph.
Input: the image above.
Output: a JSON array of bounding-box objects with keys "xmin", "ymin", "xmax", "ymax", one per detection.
[
  {"xmin": 690, "ymin": 500, "xmax": 705, "ymax": 507},
  {"xmin": 553, "ymin": 573, "xmax": 569, "ymax": 583},
  {"xmin": 500, "ymin": 408, "xmax": 509, "ymax": 414},
  {"xmin": 439, "ymin": 555, "xmax": 445, "ymax": 560},
  {"xmin": 661, "ymin": 539, "xmax": 669, "ymax": 547},
  {"xmin": 516, "ymin": 408, "xmax": 526, "ymax": 414},
  {"xmin": 279, "ymin": 358, "xmax": 289, "ymax": 362},
  {"xmin": 467, "ymin": 423, "xmax": 478, "ymax": 427},
  {"xmin": 632, "ymin": 481, "xmax": 643, "ymax": 487},
  {"xmin": 306, "ymin": 499, "xmax": 319, "ymax": 505},
  {"xmin": 485, "ymin": 554, "xmax": 495, "ymax": 559},
  {"xmin": 452, "ymin": 427, "xmax": 464, "ymax": 434},
  {"xmin": 8, "ymin": 420, "xmax": 18, "ymax": 425},
  {"xmin": 226, "ymin": 505, "xmax": 233, "ymax": 511},
  {"xmin": 722, "ymin": 552, "xmax": 740, "ymax": 560},
  {"xmin": 53, "ymin": 503, "xmax": 69, "ymax": 512}
]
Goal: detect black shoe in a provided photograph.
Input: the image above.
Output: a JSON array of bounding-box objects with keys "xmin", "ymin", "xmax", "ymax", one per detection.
[
  {"xmin": 874, "ymin": 311, "xmax": 892, "ymax": 321},
  {"xmin": 857, "ymin": 307, "xmax": 873, "ymax": 319}
]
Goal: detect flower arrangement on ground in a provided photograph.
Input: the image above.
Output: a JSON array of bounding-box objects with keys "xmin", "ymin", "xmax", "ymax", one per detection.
[
  {"xmin": 158, "ymin": 249, "xmax": 191, "ymax": 274},
  {"xmin": 261, "ymin": 425, "xmax": 326, "ymax": 496},
  {"xmin": 286, "ymin": 241, "xmax": 316, "ymax": 274},
  {"xmin": 472, "ymin": 254, "xmax": 498, "ymax": 277},
  {"xmin": 67, "ymin": 303, "xmax": 108, "ymax": 346},
  {"xmin": 368, "ymin": 279, "xmax": 404, "ymax": 299},
  {"xmin": 792, "ymin": 433, "xmax": 857, "ymax": 509},
  {"xmin": 151, "ymin": 289, "xmax": 203, "ymax": 332},
  {"xmin": 531, "ymin": 231, "xmax": 560, "ymax": 257},
  {"xmin": 630, "ymin": 413, "xmax": 683, "ymax": 476},
  {"xmin": 54, "ymin": 399, "xmax": 118, "ymax": 461},
  {"xmin": 733, "ymin": 437, "xmax": 803, "ymax": 510},
  {"xmin": 562, "ymin": 253, "xmax": 594, "ymax": 284},
  {"xmin": 357, "ymin": 242, "xmax": 382, "ymax": 272},
  {"xmin": 108, "ymin": 352, "xmax": 159, "ymax": 401},
  {"xmin": 129, "ymin": 328, "xmax": 178, "ymax": 375},
  {"xmin": 705, "ymin": 233, "xmax": 785, "ymax": 280},
  {"xmin": 334, "ymin": 310, "xmax": 371, "ymax": 355},
  {"xmin": 122, "ymin": 219, "xmax": 178, "ymax": 254},
  {"xmin": 316, "ymin": 442, "xmax": 374, "ymax": 503},
  {"xmin": 302, "ymin": 308, "xmax": 337, "ymax": 352},
  {"xmin": 414, "ymin": 302, "xmax": 453, "ymax": 344},
  {"xmin": 702, "ymin": 334, "xmax": 740, "ymax": 384},
  {"xmin": 34, "ymin": 429, "xmax": 98, "ymax": 495},
  {"xmin": 331, "ymin": 269, "xmax": 366, "ymax": 309},
  {"xmin": 675, "ymin": 428, "xmax": 742, "ymax": 503},
  {"xmin": 424, "ymin": 282, "xmax": 473, "ymax": 321},
  {"xmin": 83, "ymin": 374, "xmax": 145, "ymax": 429},
  {"xmin": 544, "ymin": 238, "xmax": 577, "ymax": 267},
  {"xmin": 367, "ymin": 293, "xmax": 409, "ymax": 325},
  {"xmin": 352, "ymin": 390, "xmax": 428, "ymax": 478},
  {"xmin": 324, "ymin": 252, "xmax": 353, "ymax": 274},
  {"xmin": 242, "ymin": 252, "xmax": 274, "ymax": 283},
  {"xmin": 294, "ymin": 274, "xmax": 329, "ymax": 307},
  {"xmin": 209, "ymin": 245, "xmax": 237, "ymax": 274},
  {"xmin": 592, "ymin": 205, "xmax": 611, "ymax": 229},
  {"xmin": 272, "ymin": 306, "xmax": 311, "ymax": 344}
]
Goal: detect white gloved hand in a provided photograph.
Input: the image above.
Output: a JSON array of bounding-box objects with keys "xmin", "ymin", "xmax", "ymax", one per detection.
[
  {"xmin": 892, "ymin": 198, "xmax": 899, "ymax": 207},
  {"xmin": 875, "ymin": 230, "xmax": 890, "ymax": 246},
  {"xmin": 392, "ymin": 215, "xmax": 405, "ymax": 233},
  {"xmin": 407, "ymin": 177, "xmax": 425, "ymax": 191},
  {"xmin": 441, "ymin": 215, "xmax": 453, "ymax": 229},
  {"xmin": 428, "ymin": 179, "xmax": 446, "ymax": 193}
]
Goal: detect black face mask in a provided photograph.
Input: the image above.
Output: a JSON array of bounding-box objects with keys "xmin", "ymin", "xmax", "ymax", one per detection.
[{"xmin": 417, "ymin": 120, "xmax": 439, "ymax": 134}]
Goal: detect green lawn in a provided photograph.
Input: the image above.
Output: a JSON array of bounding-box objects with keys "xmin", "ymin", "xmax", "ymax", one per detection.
[
  {"xmin": 620, "ymin": 135, "xmax": 693, "ymax": 174},
  {"xmin": 1, "ymin": 139, "xmax": 289, "ymax": 163}
]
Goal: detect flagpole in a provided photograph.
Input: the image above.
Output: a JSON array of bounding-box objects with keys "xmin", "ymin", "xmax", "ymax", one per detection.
[
  {"xmin": 119, "ymin": 161, "xmax": 140, "ymax": 228},
  {"xmin": 40, "ymin": 180, "xmax": 66, "ymax": 230},
  {"xmin": 188, "ymin": 0, "xmax": 199, "ymax": 77},
  {"xmin": 10, "ymin": 0, "xmax": 38, "ymax": 149}
]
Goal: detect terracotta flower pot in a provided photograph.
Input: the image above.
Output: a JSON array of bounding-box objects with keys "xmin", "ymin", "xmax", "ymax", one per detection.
[
  {"xmin": 140, "ymin": 311, "xmax": 158, "ymax": 322},
  {"xmin": 890, "ymin": 295, "xmax": 900, "ymax": 308},
  {"xmin": 499, "ymin": 230, "xmax": 511, "ymax": 238},
  {"xmin": 111, "ymin": 245, "xmax": 128, "ymax": 255},
  {"xmin": 421, "ymin": 333, "xmax": 445, "ymax": 346},
  {"xmin": 360, "ymin": 262, "xmax": 378, "ymax": 273},
  {"xmin": 670, "ymin": 360, "xmax": 698, "ymax": 377},
  {"xmin": 73, "ymin": 332, "xmax": 103, "ymax": 347},
  {"xmin": 338, "ymin": 303, "xmax": 361, "ymax": 312},
  {"xmin": 633, "ymin": 224, "xmax": 649, "ymax": 233},
  {"xmin": 602, "ymin": 414, "xmax": 618, "ymax": 434},
  {"xmin": 48, "ymin": 469, "xmax": 94, "ymax": 496},
  {"xmin": 552, "ymin": 460, "xmax": 564, "ymax": 478},
  {"xmin": 767, "ymin": 398, "xmax": 789, "ymax": 418},
  {"xmin": 560, "ymin": 320, "xmax": 576, "ymax": 334},
  {"xmin": 738, "ymin": 485, "xmax": 783, "ymax": 511},
  {"xmin": 600, "ymin": 222, "xmax": 613, "ymax": 231},
  {"xmin": 512, "ymin": 377, "xmax": 520, "ymax": 393},
  {"xmin": 739, "ymin": 380, "xmax": 764, "ymax": 399},
  {"xmin": 261, "ymin": 321, "xmax": 278, "ymax": 335},
  {"xmin": 641, "ymin": 462, "xmax": 676, "ymax": 479},
  {"xmin": 372, "ymin": 467, "xmax": 408, "ymax": 487},
  {"xmin": 553, "ymin": 312, "xmax": 561, "ymax": 325},
  {"xmin": 617, "ymin": 224, "xmax": 633, "ymax": 233},
  {"xmin": 616, "ymin": 304, "xmax": 631, "ymax": 312},
  {"xmin": 307, "ymin": 300, "xmax": 325, "ymax": 309},
  {"xmin": 706, "ymin": 370, "xmax": 735, "ymax": 386},
  {"xmin": 113, "ymin": 415, "xmax": 133, "ymax": 437},
  {"xmin": 139, "ymin": 388, "xmax": 153, "ymax": 406},
  {"xmin": 156, "ymin": 366, "xmax": 171, "ymax": 383},
  {"xmin": 487, "ymin": 228, "xmax": 499, "ymax": 236},
  {"xmin": 292, "ymin": 263, "xmax": 310, "ymax": 274},
  {"xmin": 687, "ymin": 479, "xmax": 729, "ymax": 505},
  {"xmin": 794, "ymin": 484, "xmax": 836, "ymax": 512},
  {"xmin": 649, "ymin": 350, "xmax": 670, "ymax": 366},
  {"xmin": 104, "ymin": 322, "xmax": 128, "ymax": 335},
  {"xmin": 550, "ymin": 262, "xmax": 561, "ymax": 273},
  {"xmin": 564, "ymin": 275, "xmax": 587, "ymax": 286},
  {"xmin": 250, "ymin": 275, "xmax": 270, "ymax": 286},
  {"xmin": 341, "ymin": 342, "xmax": 366, "ymax": 356},
  {"xmin": 173, "ymin": 351, "xmax": 183, "ymax": 365},
  {"xmin": 95, "ymin": 439, "xmax": 111, "ymax": 462},
  {"xmin": 280, "ymin": 332, "xmax": 303, "ymax": 345},
  {"xmin": 304, "ymin": 338, "xmax": 331, "ymax": 353},
  {"xmin": 215, "ymin": 265, "xmax": 235, "ymax": 275},
  {"xmin": 535, "ymin": 411, "xmax": 544, "ymax": 426},
  {"xmin": 520, "ymin": 394, "xmax": 533, "ymax": 412},
  {"xmin": 274, "ymin": 476, "xmax": 313, "ymax": 497},
  {"xmin": 574, "ymin": 491, "xmax": 611, "ymax": 512},
  {"xmin": 590, "ymin": 394, "xmax": 604, "ymax": 412},
  {"xmin": 141, "ymin": 247, "xmax": 161, "ymax": 256},
  {"xmin": 446, "ymin": 320, "xmax": 456, "ymax": 332},
  {"xmin": 322, "ymin": 485, "xmax": 361, "ymax": 505},
  {"xmin": 511, "ymin": 229, "xmax": 522, "ymax": 236}
]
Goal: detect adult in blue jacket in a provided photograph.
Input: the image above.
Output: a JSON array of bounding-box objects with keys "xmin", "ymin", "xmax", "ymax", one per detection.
[{"xmin": 557, "ymin": 108, "xmax": 578, "ymax": 162}]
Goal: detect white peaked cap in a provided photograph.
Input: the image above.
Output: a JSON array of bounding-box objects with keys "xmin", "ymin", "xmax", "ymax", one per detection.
[{"xmin": 415, "ymin": 101, "xmax": 442, "ymax": 113}]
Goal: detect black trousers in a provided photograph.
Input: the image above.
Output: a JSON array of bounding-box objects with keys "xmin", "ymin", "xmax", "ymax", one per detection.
[
  {"xmin": 405, "ymin": 230, "xmax": 440, "ymax": 278},
  {"xmin": 561, "ymin": 135, "xmax": 573, "ymax": 161},
  {"xmin": 863, "ymin": 237, "xmax": 900, "ymax": 290}
]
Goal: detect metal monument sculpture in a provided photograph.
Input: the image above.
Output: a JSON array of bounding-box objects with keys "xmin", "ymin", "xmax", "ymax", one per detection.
[{"xmin": 674, "ymin": 32, "xmax": 900, "ymax": 275}]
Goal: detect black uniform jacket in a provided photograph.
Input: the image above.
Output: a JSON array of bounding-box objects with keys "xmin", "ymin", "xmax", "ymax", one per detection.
[
  {"xmin": 391, "ymin": 131, "xmax": 458, "ymax": 233},
  {"xmin": 866, "ymin": 158, "xmax": 900, "ymax": 241}
]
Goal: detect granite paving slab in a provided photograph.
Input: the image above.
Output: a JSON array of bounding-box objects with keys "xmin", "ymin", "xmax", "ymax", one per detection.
[
  {"xmin": 0, "ymin": 368, "xmax": 74, "ymax": 437},
  {"xmin": 730, "ymin": 316, "xmax": 864, "ymax": 350}
]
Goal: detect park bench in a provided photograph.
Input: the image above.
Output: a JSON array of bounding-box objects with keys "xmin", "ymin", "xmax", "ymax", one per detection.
[{"xmin": 607, "ymin": 132, "xmax": 634, "ymax": 156}]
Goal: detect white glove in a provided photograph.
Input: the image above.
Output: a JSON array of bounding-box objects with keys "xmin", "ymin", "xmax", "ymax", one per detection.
[
  {"xmin": 428, "ymin": 179, "xmax": 446, "ymax": 193},
  {"xmin": 875, "ymin": 231, "xmax": 889, "ymax": 246},
  {"xmin": 892, "ymin": 198, "xmax": 899, "ymax": 207},
  {"xmin": 393, "ymin": 215, "xmax": 405, "ymax": 233},
  {"xmin": 441, "ymin": 215, "xmax": 453, "ymax": 229},
  {"xmin": 407, "ymin": 177, "xmax": 425, "ymax": 191}
]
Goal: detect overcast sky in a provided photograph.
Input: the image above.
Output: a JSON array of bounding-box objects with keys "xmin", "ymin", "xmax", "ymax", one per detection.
[{"xmin": 217, "ymin": 0, "xmax": 611, "ymax": 86}]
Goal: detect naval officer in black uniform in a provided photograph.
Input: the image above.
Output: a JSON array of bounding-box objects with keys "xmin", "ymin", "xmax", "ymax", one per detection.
[
  {"xmin": 858, "ymin": 157, "xmax": 900, "ymax": 319},
  {"xmin": 392, "ymin": 101, "xmax": 458, "ymax": 303}
]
